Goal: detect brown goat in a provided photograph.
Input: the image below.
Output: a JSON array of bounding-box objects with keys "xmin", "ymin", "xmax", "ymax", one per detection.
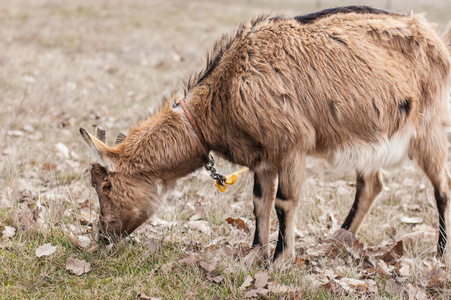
[{"xmin": 80, "ymin": 6, "xmax": 451, "ymax": 267}]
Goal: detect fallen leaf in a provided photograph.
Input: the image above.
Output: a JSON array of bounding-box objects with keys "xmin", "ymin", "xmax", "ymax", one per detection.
[
  {"xmin": 178, "ymin": 252, "xmax": 201, "ymax": 266},
  {"xmin": 239, "ymin": 275, "xmax": 253, "ymax": 291},
  {"xmin": 385, "ymin": 278, "xmax": 402, "ymax": 295},
  {"xmin": 396, "ymin": 261, "xmax": 411, "ymax": 277},
  {"xmin": 374, "ymin": 260, "xmax": 395, "ymax": 278},
  {"xmin": 160, "ymin": 261, "xmax": 175, "ymax": 274},
  {"xmin": 421, "ymin": 266, "xmax": 445, "ymax": 288},
  {"xmin": 183, "ymin": 221, "xmax": 211, "ymax": 235},
  {"xmin": 225, "ymin": 217, "xmax": 249, "ymax": 232},
  {"xmin": 406, "ymin": 284, "xmax": 429, "ymax": 300},
  {"xmin": 400, "ymin": 216, "xmax": 423, "ymax": 224},
  {"xmin": 69, "ymin": 235, "xmax": 91, "ymax": 249},
  {"xmin": 267, "ymin": 281, "xmax": 290, "ymax": 294},
  {"xmin": 2, "ymin": 226, "xmax": 16, "ymax": 242},
  {"xmin": 244, "ymin": 288, "xmax": 269, "ymax": 298},
  {"xmin": 87, "ymin": 245, "xmax": 99, "ymax": 254},
  {"xmin": 306, "ymin": 243, "xmax": 333, "ymax": 257},
  {"xmin": 143, "ymin": 238, "xmax": 160, "ymax": 253},
  {"xmin": 340, "ymin": 278, "xmax": 367, "ymax": 290},
  {"xmin": 294, "ymin": 256, "xmax": 306, "ymax": 268},
  {"xmin": 326, "ymin": 229, "xmax": 357, "ymax": 245},
  {"xmin": 398, "ymin": 231, "xmax": 436, "ymax": 245},
  {"xmin": 0, "ymin": 241, "xmax": 12, "ymax": 250},
  {"xmin": 66, "ymin": 258, "xmax": 91, "ymax": 275},
  {"xmin": 199, "ymin": 259, "xmax": 223, "ymax": 284},
  {"xmin": 199, "ymin": 259, "xmax": 217, "ymax": 273},
  {"xmin": 378, "ymin": 240, "xmax": 404, "ymax": 264},
  {"xmin": 365, "ymin": 279, "xmax": 378, "ymax": 293},
  {"xmin": 254, "ymin": 270, "xmax": 270, "ymax": 289},
  {"xmin": 36, "ymin": 243, "xmax": 57, "ymax": 257}
]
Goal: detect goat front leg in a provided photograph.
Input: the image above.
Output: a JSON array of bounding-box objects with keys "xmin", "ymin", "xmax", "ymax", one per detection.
[
  {"xmin": 272, "ymin": 153, "xmax": 305, "ymax": 269},
  {"xmin": 242, "ymin": 167, "xmax": 277, "ymax": 267}
]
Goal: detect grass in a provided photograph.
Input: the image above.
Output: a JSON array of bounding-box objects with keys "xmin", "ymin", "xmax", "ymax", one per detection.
[{"xmin": 1, "ymin": 0, "xmax": 451, "ymax": 299}]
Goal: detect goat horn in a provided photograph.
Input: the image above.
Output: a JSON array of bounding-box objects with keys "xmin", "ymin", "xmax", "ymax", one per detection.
[
  {"xmin": 96, "ymin": 125, "xmax": 106, "ymax": 143},
  {"xmin": 115, "ymin": 131, "xmax": 127, "ymax": 145}
]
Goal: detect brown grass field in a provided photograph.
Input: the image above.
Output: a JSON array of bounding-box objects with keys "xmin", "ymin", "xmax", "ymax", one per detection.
[{"xmin": 2, "ymin": 0, "xmax": 451, "ymax": 299}]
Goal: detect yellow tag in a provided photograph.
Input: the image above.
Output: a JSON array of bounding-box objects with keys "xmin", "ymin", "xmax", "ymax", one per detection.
[{"xmin": 215, "ymin": 167, "xmax": 249, "ymax": 192}]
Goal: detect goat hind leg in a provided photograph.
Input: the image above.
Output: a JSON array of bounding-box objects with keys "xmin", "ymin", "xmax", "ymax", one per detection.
[
  {"xmin": 411, "ymin": 132, "xmax": 451, "ymax": 260},
  {"xmin": 341, "ymin": 170, "xmax": 383, "ymax": 234}
]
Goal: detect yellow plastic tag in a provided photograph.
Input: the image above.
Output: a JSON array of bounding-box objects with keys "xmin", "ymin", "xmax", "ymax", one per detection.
[{"xmin": 215, "ymin": 167, "xmax": 249, "ymax": 192}]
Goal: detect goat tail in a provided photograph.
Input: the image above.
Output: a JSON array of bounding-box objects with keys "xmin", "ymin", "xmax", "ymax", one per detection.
[{"xmin": 442, "ymin": 21, "xmax": 451, "ymax": 53}]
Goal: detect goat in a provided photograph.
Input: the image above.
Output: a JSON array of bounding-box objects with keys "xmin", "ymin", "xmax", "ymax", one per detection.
[{"xmin": 80, "ymin": 6, "xmax": 451, "ymax": 267}]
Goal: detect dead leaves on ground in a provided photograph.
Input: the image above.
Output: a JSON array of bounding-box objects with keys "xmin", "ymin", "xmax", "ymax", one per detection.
[
  {"xmin": 65, "ymin": 258, "xmax": 92, "ymax": 275},
  {"xmin": 297, "ymin": 228, "xmax": 448, "ymax": 298},
  {"xmin": 160, "ymin": 253, "xmax": 224, "ymax": 284},
  {"xmin": 240, "ymin": 271, "xmax": 301, "ymax": 298},
  {"xmin": 35, "ymin": 243, "xmax": 57, "ymax": 257}
]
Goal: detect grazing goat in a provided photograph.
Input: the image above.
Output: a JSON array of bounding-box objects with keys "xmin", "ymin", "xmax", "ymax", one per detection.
[{"xmin": 80, "ymin": 6, "xmax": 451, "ymax": 266}]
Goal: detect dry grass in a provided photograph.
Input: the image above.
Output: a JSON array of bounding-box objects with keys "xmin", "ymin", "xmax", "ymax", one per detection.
[{"xmin": 1, "ymin": 0, "xmax": 451, "ymax": 299}]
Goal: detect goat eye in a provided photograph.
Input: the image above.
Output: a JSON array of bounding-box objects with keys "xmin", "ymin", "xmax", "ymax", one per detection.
[{"xmin": 92, "ymin": 183, "xmax": 96, "ymax": 189}]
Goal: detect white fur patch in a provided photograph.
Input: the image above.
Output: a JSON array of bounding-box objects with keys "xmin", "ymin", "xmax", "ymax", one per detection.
[
  {"xmin": 329, "ymin": 126, "xmax": 416, "ymax": 174},
  {"xmin": 157, "ymin": 184, "xmax": 164, "ymax": 196},
  {"xmin": 86, "ymin": 148, "xmax": 116, "ymax": 172}
]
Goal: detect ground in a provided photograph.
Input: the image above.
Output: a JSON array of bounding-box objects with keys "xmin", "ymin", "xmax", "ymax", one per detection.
[{"xmin": 1, "ymin": 0, "xmax": 451, "ymax": 299}]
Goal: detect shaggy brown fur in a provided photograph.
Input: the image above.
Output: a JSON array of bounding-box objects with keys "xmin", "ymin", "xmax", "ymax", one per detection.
[{"xmin": 80, "ymin": 6, "xmax": 451, "ymax": 266}]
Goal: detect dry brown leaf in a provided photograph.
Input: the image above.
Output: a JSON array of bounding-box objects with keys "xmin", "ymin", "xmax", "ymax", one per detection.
[
  {"xmin": 254, "ymin": 270, "xmax": 270, "ymax": 289},
  {"xmin": 406, "ymin": 284, "xmax": 429, "ymax": 300},
  {"xmin": 306, "ymin": 243, "xmax": 333, "ymax": 257},
  {"xmin": 326, "ymin": 229, "xmax": 357, "ymax": 245},
  {"xmin": 178, "ymin": 252, "xmax": 200, "ymax": 266},
  {"xmin": 340, "ymin": 278, "xmax": 367, "ymax": 290},
  {"xmin": 420, "ymin": 266, "xmax": 445, "ymax": 288},
  {"xmin": 184, "ymin": 221, "xmax": 211, "ymax": 235},
  {"xmin": 160, "ymin": 261, "xmax": 175, "ymax": 274},
  {"xmin": 244, "ymin": 288, "xmax": 269, "ymax": 298},
  {"xmin": 365, "ymin": 279, "xmax": 378, "ymax": 293},
  {"xmin": 2, "ymin": 226, "xmax": 16, "ymax": 242},
  {"xmin": 400, "ymin": 216, "xmax": 423, "ymax": 224},
  {"xmin": 87, "ymin": 245, "xmax": 99, "ymax": 254},
  {"xmin": 385, "ymin": 278, "xmax": 403, "ymax": 295},
  {"xmin": 378, "ymin": 240, "xmax": 404, "ymax": 264},
  {"xmin": 199, "ymin": 259, "xmax": 223, "ymax": 284},
  {"xmin": 143, "ymin": 238, "xmax": 160, "ymax": 253},
  {"xmin": 398, "ymin": 231, "xmax": 436, "ymax": 245},
  {"xmin": 0, "ymin": 241, "xmax": 12, "ymax": 250},
  {"xmin": 267, "ymin": 281, "xmax": 290, "ymax": 294},
  {"xmin": 36, "ymin": 243, "xmax": 57, "ymax": 257},
  {"xmin": 374, "ymin": 260, "xmax": 395, "ymax": 278},
  {"xmin": 396, "ymin": 261, "xmax": 411, "ymax": 277},
  {"xmin": 294, "ymin": 256, "xmax": 306, "ymax": 268},
  {"xmin": 225, "ymin": 217, "xmax": 249, "ymax": 232},
  {"xmin": 239, "ymin": 275, "xmax": 253, "ymax": 291},
  {"xmin": 69, "ymin": 235, "xmax": 91, "ymax": 249},
  {"xmin": 233, "ymin": 242, "xmax": 251, "ymax": 259},
  {"xmin": 66, "ymin": 258, "xmax": 91, "ymax": 275}
]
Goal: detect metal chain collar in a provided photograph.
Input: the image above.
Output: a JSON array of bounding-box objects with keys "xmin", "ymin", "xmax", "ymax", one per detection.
[{"xmin": 205, "ymin": 153, "xmax": 226, "ymax": 186}]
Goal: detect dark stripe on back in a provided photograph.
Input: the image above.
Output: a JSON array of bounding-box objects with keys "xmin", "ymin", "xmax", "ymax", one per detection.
[{"xmin": 294, "ymin": 6, "xmax": 404, "ymax": 25}]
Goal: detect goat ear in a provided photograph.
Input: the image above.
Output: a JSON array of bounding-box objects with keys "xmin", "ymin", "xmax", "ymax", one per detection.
[{"xmin": 79, "ymin": 127, "xmax": 116, "ymax": 172}]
